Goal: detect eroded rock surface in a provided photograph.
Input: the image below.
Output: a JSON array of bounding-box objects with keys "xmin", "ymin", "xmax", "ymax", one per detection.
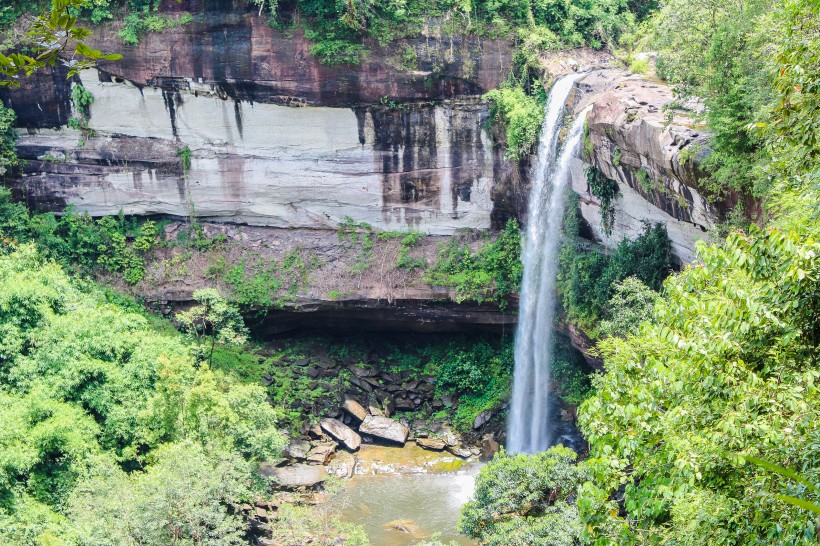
[
  {"xmin": 263, "ymin": 463, "xmax": 326, "ymax": 488},
  {"xmin": 359, "ymin": 415, "xmax": 410, "ymax": 445},
  {"xmin": 320, "ymin": 418, "xmax": 362, "ymax": 451},
  {"xmin": 569, "ymin": 70, "xmax": 717, "ymax": 263},
  {"xmin": 1, "ymin": 2, "xmax": 516, "ymax": 235}
]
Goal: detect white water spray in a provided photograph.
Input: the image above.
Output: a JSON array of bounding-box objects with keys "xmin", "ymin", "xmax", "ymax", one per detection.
[{"xmin": 507, "ymin": 74, "xmax": 591, "ymax": 454}]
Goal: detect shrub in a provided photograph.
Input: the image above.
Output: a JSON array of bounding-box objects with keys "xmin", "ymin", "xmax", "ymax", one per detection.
[
  {"xmin": 485, "ymin": 84, "xmax": 546, "ymax": 161},
  {"xmin": 0, "ymin": 104, "xmax": 17, "ymax": 176},
  {"xmin": 558, "ymin": 222, "xmax": 672, "ymax": 335},
  {"xmin": 426, "ymin": 219, "xmax": 523, "ymax": 308},
  {"xmin": 586, "ymin": 166, "xmax": 620, "ymax": 236},
  {"xmin": 459, "ymin": 446, "xmax": 587, "ymax": 545}
]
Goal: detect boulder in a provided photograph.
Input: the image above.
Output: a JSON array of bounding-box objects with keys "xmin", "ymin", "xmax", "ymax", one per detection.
[
  {"xmin": 442, "ymin": 430, "xmax": 460, "ymax": 447},
  {"xmin": 447, "ymin": 445, "xmax": 473, "ymax": 459},
  {"xmin": 283, "ymin": 439, "xmax": 311, "ymax": 461},
  {"xmin": 359, "ymin": 415, "xmax": 410, "ymax": 445},
  {"xmin": 394, "ymin": 398, "xmax": 415, "ymax": 410},
  {"xmin": 349, "ymin": 365, "xmax": 376, "ymax": 378},
  {"xmin": 473, "ymin": 410, "xmax": 494, "ymax": 429},
  {"xmin": 480, "ymin": 433, "xmax": 500, "ymax": 460},
  {"xmin": 385, "ymin": 519, "xmax": 423, "ymax": 537},
  {"xmin": 416, "ymin": 437, "xmax": 446, "ymax": 451},
  {"xmin": 307, "ymin": 443, "xmax": 336, "ymax": 464},
  {"xmin": 326, "ymin": 450, "xmax": 356, "ymax": 479},
  {"xmin": 320, "ymin": 418, "xmax": 362, "ymax": 451},
  {"xmin": 264, "ymin": 463, "xmax": 326, "ymax": 488},
  {"xmin": 343, "ymin": 398, "xmax": 369, "ymax": 421}
]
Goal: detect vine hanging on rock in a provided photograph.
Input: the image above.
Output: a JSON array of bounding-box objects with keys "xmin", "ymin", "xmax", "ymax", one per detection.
[{"xmin": 586, "ymin": 166, "xmax": 620, "ymax": 236}]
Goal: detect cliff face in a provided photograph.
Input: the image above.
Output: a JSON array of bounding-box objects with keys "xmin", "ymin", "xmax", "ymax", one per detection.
[
  {"xmin": 3, "ymin": 2, "xmax": 515, "ymax": 234},
  {"xmin": 570, "ymin": 71, "xmax": 715, "ymax": 263},
  {"xmin": 1, "ymin": 14, "xmax": 720, "ymax": 330}
]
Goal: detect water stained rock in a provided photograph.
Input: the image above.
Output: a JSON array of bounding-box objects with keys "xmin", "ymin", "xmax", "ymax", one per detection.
[{"xmin": 369, "ymin": 104, "xmax": 440, "ymax": 227}]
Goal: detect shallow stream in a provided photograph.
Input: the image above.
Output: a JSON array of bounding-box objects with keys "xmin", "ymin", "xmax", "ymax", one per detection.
[{"xmin": 331, "ymin": 444, "xmax": 480, "ymax": 545}]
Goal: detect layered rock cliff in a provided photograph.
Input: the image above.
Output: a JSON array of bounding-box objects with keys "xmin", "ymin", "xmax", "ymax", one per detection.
[
  {"xmin": 0, "ymin": 6, "xmax": 720, "ymax": 329},
  {"xmin": 570, "ymin": 70, "xmax": 715, "ymax": 263},
  {"xmin": 4, "ymin": 2, "xmax": 516, "ymax": 235}
]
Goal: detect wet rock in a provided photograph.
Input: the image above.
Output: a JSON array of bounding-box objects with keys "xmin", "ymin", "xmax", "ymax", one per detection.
[
  {"xmin": 320, "ymin": 418, "xmax": 362, "ymax": 451},
  {"xmin": 417, "ymin": 382, "xmax": 435, "ymax": 393},
  {"xmin": 359, "ymin": 415, "xmax": 410, "ymax": 445},
  {"xmin": 326, "ymin": 450, "xmax": 356, "ymax": 479},
  {"xmin": 447, "ymin": 445, "xmax": 473, "ymax": 459},
  {"xmin": 394, "ymin": 398, "xmax": 415, "ymax": 410},
  {"xmin": 416, "ymin": 437, "xmax": 446, "ymax": 451},
  {"xmin": 283, "ymin": 439, "xmax": 311, "ymax": 461},
  {"xmin": 265, "ymin": 463, "xmax": 326, "ymax": 488},
  {"xmin": 473, "ymin": 410, "xmax": 493, "ymax": 429},
  {"xmin": 480, "ymin": 433, "xmax": 500, "ymax": 460},
  {"xmin": 343, "ymin": 398, "xmax": 369, "ymax": 421},
  {"xmin": 307, "ymin": 443, "xmax": 336, "ymax": 464},
  {"xmin": 349, "ymin": 365, "xmax": 376, "ymax": 378},
  {"xmin": 350, "ymin": 376, "xmax": 373, "ymax": 393}
]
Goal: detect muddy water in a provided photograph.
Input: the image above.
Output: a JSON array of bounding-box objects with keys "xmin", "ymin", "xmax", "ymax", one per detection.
[{"xmin": 333, "ymin": 444, "xmax": 480, "ymax": 545}]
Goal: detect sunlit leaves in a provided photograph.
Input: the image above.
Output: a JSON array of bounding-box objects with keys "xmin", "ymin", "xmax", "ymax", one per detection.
[
  {"xmin": 577, "ymin": 225, "xmax": 820, "ymax": 544},
  {"xmin": 0, "ymin": 0, "xmax": 121, "ymax": 88}
]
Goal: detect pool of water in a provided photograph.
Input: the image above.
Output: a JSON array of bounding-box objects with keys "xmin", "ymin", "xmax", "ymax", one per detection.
[{"xmin": 330, "ymin": 444, "xmax": 480, "ymax": 545}]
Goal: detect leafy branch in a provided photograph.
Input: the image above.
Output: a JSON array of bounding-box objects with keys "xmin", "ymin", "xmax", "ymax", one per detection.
[{"xmin": 0, "ymin": 0, "xmax": 121, "ymax": 88}]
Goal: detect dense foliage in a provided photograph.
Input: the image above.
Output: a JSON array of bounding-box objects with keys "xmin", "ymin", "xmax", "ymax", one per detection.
[
  {"xmin": 578, "ymin": 224, "xmax": 820, "ymax": 544},
  {"xmin": 558, "ymin": 220, "xmax": 672, "ymax": 336},
  {"xmin": 426, "ymin": 219, "xmax": 524, "ymax": 308},
  {"xmin": 258, "ymin": 0, "xmax": 634, "ymax": 64},
  {"xmin": 0, "ymin": 192, "xmax": 162, "ymax": 284},
  {"xmin": 0, "ymin": 243, "xmax": 286, "ymax": 545},
  {"xmin": 0, "ymin": 104, "xmax": 15, "ymax": 176},
  {"xmin": 459, "ymin": 446, "xmax": 587, "ymax": 545},
  {"xmin": 651, "ymin": 0, "xmax": 772, "ymax": 201}
]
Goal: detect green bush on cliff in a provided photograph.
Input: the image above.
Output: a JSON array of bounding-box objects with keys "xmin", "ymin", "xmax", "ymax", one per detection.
[
  {"xmin": 426, "ymin": 219, "xmax": 523, "ymax": 308},
  {"xmin": 0, "ymin": 104, "xmax": 16, "ymax": 177},
  {"xmin": 485, "ymin": 83, "xmax": 546, "ymax": 161},
  {"xmin": 558, "ymin": 219, "xmax": 672, "ymax": 336},
  {"xmin": 651, "ymin": 0, "xmax": 773, "ymax": 201}
]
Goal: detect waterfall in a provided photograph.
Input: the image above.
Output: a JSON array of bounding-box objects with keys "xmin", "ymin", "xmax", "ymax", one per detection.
[{"xmin": 507, "ymin": 73, "xmax": 591, "ymax": 454}]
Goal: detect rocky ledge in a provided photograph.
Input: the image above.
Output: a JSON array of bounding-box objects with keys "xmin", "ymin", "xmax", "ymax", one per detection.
[
  {"xmin": 108, "ymin": 220, "xmax": 516, "ymax": 332},
  {"xmin": 567, "ymin": 70, "xmax": 715, "ymax": 263}
]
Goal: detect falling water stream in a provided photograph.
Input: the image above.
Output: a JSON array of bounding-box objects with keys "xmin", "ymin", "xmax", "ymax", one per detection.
[
  {"xmin": 333, "ymin": 79, "xmax": 593, "ymax": 545},
  {"xmin": 508, "ymin": 73, "xmax": 592, "ymax": 454}
]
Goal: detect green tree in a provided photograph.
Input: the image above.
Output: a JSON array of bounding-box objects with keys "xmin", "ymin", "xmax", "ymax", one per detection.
[
  {"xmin": 0, "ymin": 0, "xmax": 121, "ymax": 88},
  {"xmin": 0, "ymin": 244, "xmax": 286, "ymax": 544},
  {"xmin": 578, "ymin": 226, "xmax": 820, "ymax": 544},
  {"xmin": 68, "ymin": 442, "xmax": 252, "ymax": 546},
  {"xmin": 176, "ymin": 288, "xmax": 248, "ymax": 367},
  {"xmin": 598, "ymin": 276, "xmax": 658, "ymax": 338}
]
